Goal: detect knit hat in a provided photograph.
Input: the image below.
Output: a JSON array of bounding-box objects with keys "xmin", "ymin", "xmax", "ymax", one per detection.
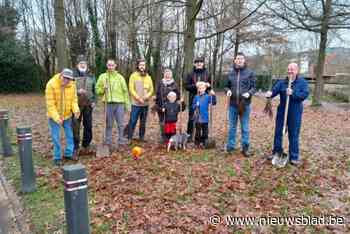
[{"xmin": 76, "ymin": 55, "xmax": 87, "ymax": 64}]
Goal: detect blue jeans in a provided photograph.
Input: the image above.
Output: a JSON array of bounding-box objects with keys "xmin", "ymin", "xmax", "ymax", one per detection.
[
  {"xmin": 127, "ymin": 105, "xmax": 148, "ymax": 139},
  {"xmin": 227, "ymin": 105, "xmax": 251, "ymax": 150},
  {"xmin": 49, "ymin": 118, "xmax": 74, "ymax": 160}
]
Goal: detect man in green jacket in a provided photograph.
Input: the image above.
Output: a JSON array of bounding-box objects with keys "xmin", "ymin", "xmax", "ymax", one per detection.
[{"xmin": 96, "ymin": 58, "xmax": 130, "ymax": 147}]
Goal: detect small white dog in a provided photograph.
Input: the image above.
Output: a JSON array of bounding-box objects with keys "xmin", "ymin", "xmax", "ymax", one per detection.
[{"xmin": 167, "ymin": 133, "xmax": 189, "ymax": 152}]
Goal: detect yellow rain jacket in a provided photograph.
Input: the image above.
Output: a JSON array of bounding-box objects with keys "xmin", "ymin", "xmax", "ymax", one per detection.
[{"xmin": 45, "ymin": 74, "xmax": 80, "ymax": 123}]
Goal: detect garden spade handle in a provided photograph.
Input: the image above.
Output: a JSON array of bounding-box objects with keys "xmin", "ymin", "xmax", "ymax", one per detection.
[
  {"xmin": 179, "ymin": 71, "xmax": 183, "ymax": 133},
  {"xmin": 282, "ymin": 77, "xmax": 292, "ymax": 135},
  {"xmin": 209, "ymin": 75, "xmax": 213, "ymax": 138},
  {"xmin": 60, "ymin": 85, "xmax": 64, "ymax": 122}
]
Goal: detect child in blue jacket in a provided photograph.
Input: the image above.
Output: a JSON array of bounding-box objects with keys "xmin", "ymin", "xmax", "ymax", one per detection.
[{"xmin": 192, "ymin": 81, "xmax": 217, "ymax": 146}]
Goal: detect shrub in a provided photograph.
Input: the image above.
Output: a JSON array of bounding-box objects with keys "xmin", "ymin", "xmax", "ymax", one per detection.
[{"xmin": 0, "ymin": 40, "xmax": 42, "ymax": 93}]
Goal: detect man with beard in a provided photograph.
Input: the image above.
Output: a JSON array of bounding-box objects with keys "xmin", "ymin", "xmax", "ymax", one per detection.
[
  {"xmin": 72, "ymin": 55, "xmax": 96, "ymax": 155},
  {"xmin": 127, "ymin": 59, "xmax": 154, "ymax": 141},
  {"xmin": 184, "ymin": 57, "xmax": 211, "ymax": 142},
  {"xmin": 224, "ymin": 52, "xmax": 256, "ymax": 157}
]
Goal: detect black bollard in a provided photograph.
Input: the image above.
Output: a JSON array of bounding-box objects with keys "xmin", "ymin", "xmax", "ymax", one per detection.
[
  {"xmin": 0, "ymin": 109, "xmax": 13, "ymax": 157},
  {"xmin": 17, "ymin": 126, "xmax": 36, "ymax": 193},
  {"xmin": 63, "ymin": 164, "xmax": 90, "ymax": 234}
]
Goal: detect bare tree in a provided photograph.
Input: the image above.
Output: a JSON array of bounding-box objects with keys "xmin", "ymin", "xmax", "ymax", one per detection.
[
  {"xmin": 87, "ymin": 0, "xmax": 104, "ymax": 76},
  {"xmin": 54, "ymin": 0, "xmax": 68, "ymax": 70},
  {"xmin": 266, "ymin": 0, "xmax": 350, "ymax": 106}
]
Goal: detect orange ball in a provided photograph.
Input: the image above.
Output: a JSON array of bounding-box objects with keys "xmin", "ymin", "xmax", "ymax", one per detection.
[{"xmin": 131, "ymin": 146, "xmax": 142, "ymax": 159}]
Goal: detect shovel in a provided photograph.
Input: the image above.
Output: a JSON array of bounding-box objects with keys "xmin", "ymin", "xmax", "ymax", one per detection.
[
  {"xmin": 205, "ymin": 94, "xmax": 216, "ymax": 149},
  {"xmin": 223, "ymin": 95, "xmax": 229, "ymax": 151},
  {"xmin": 205, "ymin": 77, "xmax": 216, "ymax": 149},
  {"xmin": 272, "ymin": 77, "xmax": 292, "ymax": 168},
  {"xmin": 96, "ymin": 81, "xmax": 110, "ymax": 158}
]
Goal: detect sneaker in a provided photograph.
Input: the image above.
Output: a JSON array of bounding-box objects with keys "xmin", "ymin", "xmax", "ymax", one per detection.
[
  {"xmin": 64, "ymin": 150, "xmax": 79, "ymax": 161},
  {"xmin": 53, "ymin": 159, "xmax": 62, "ymax": 166},
  {"xmin": 225, "ymin": 146, "xmax": 235, "ymax": 153},
  {"xmin": 139, "ymin": 138, "xmax": 147, "ymax": 143},
  {"xmin": 187, "ymin": 135, "xmax": 193, "ymax": 143},
  {"xmin": 290, "ymin": 159, "xmax": 302, "ymax": 167},
  {"xmin": 118, "ymin": 138, "xmax": 130, "ymax": 145},
  {"xmin": 242, "ymin": 148, "xmax": 253, "ymax": 157},
  {"xmin": 267, "ymin": 153, "xmax": 277, "ymax": 160}
]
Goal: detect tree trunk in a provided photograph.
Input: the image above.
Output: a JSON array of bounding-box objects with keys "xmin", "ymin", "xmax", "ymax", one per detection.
[
  {"xmin": 183, "ymin": 0, "xmax": 197, "ymax": 76},
  {"xmin": 151, "ymin": 4, "xmax": 163, "ymax": 84},
  {"xmin": 87, "ymin": 0, "xmax": 104, "ymax": 76},
  {"xmin": 54, "ymin": 0, "xmax": 68, "ymax": 71},
  {"xmin": 175, "ymin": 8, "xmax": 182, "ymax": 81},
  {"xmin": 110, "ymin": 0, "xmax": 117, "ymax": 58},
  {"xmin": 312, "ymin": 0, "xmax": 332, "ymax": 106},
  {"xmin": 212, "ymin": 34, "xmax": 222, "ymax": 83}
]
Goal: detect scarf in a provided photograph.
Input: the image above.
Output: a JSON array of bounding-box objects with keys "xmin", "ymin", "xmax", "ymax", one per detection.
[{"xmin": 162, "ymin": 78, "xmax": 175, "ymax": 86}]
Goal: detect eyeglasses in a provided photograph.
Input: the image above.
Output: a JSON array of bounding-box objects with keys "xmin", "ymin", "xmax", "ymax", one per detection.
[{"xmin": 107, "ymin": 64, "xmax": 115, "ymax": 67}]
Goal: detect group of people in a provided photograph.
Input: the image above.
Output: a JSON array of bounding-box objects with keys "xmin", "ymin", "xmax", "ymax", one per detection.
[{"xmin": 45, "ymin": 53, "xmax": 309, "ymax": 167}]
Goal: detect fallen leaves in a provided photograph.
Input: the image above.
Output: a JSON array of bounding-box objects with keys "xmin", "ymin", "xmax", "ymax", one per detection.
[{"xmin": 0, "ymin": 93, "xmax": 349, "ymax": 233}]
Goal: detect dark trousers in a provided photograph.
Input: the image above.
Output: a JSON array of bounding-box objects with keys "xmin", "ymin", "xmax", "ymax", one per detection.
[
  {"xmin": 72, "ymin": 105, "xmax": 93, "ymax": 150},
  {"xmin": 194, "ymin": 122, "xmax": 208, "ymax": 145},
  {"xmin": 187, "ymin": 104, "xmax": 195, "ymax": 138},
  {"xmin": 273, "ymin": 108, "xmax": 302, "ymax": 161},
  {"xmin": 128, "ymin": 105, "xmax": 148, "ymax": 140},
  {"xmin": 157, "ymin": 111, "xmax": 166, "ymax": 141}
]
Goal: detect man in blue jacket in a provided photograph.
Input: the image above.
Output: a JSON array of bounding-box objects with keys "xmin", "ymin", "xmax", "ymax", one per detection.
[
  {"xmin": 265, "ymin": 63, "xmax": 309, "ymax": 166},
  {"xmin": 224, "ymin": 52, "xmax": 256, "ymax": 157}
]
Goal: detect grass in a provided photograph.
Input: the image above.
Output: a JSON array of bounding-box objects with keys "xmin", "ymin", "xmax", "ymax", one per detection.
[
  {"xmin": 0, "ymin": 93, "xmax": 348, "ymax": 232},
  {"xmin": 274, "ymin": 183, "xmax": 289, "ymax": 198},
  {"xmin": 226, "ymin": 166, "xmax": 236, "ymax": 177},
  {"xmin": 2, "ymin": 147, "xmax": 66, "ymax": 233}
]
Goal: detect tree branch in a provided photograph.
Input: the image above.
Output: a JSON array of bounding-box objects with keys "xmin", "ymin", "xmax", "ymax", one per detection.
[{"xmin": 195, "ymin": 0, "xmax": 268, "ymax": 41}]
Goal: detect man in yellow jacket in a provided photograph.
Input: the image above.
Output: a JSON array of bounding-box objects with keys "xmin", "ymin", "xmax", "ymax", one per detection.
[
  {"xmin": 126, "ymin": 59, "xmax": 154, "ymax": 141},
  {"xmin": 45, "ymin": 69, "xmax": 80, "ymax": 166}
]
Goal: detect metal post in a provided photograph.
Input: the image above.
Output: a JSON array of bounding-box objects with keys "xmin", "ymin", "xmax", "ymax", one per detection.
[
  {"xmin": 0, "ymin": 109, "xmax": 13, "ymax": 157},
  {"xmin": 63, "ymin": 164, "xmax": 90, "ymax": 234},
  {"xmin": 17, "ymin": 126, "xmax": 36, "ymax": 193}
]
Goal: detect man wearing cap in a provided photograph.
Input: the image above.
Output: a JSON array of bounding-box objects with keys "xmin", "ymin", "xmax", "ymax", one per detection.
[
  {"xmin": 72, "ymin": 55, "xmax": 96, "ymax": 154},
  {"xmin": 45, "ymin": 68, "xmax": 80, "ymax": 166},
  {"xmin": 184, "ymin": 56, "xmax": 211, "ymax": 142}
]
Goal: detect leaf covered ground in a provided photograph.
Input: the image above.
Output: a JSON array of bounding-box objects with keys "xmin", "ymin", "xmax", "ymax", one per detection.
[{"xmin": 0, "ymin": 93, "xmax": 349, "ymax": 233}]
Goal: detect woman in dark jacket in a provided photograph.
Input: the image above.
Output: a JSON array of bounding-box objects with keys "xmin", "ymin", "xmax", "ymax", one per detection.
[{"xmin": 155, "ymin": 68, "xmax": 180, "ymax": 143}]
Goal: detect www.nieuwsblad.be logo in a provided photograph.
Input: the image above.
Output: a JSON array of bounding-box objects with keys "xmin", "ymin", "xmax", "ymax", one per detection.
[{"xmin": 209, "ymin": 215, "xmax": 346, "ymax": 226}]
